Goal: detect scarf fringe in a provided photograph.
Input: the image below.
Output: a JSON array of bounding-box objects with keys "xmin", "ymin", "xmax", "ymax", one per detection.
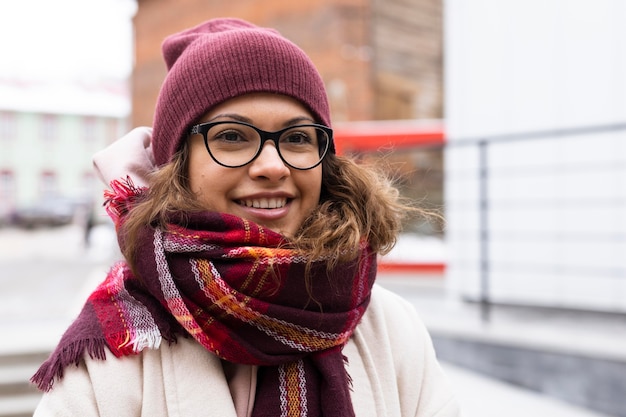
[
  {"xmin": 31, "ymin": 338, "xmax": 107, "ymax": 392},
  {"xmin": 128, "ymin": 330, "xmax": 163, "ymax": 353},
  {"xmin": 103, "ymin": 176, "xmax": 146, "ymax": 227},
  {"xmin": 31, "ymin": 327, "xmax": 176, "ymax": 392},
  {"xmin": 343, "ymin": 353, "xmax": 354, "ymax": 389}
]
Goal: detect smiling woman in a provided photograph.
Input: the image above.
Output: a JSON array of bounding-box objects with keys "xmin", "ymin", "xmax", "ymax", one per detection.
[{"xmin": 31, "ymin": 17, "xmax": 461, "ymax": 417}]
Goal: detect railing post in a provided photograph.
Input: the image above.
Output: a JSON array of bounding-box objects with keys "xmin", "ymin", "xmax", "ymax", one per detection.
[{"xmin": 478, "ymin": 140, "xmax": 491, "ymax": 323}]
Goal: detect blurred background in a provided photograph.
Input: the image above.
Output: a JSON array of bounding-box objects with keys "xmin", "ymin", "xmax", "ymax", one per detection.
[{"xmin": 0, "ymin": 0, "xmax": 625, "ymax": 416}]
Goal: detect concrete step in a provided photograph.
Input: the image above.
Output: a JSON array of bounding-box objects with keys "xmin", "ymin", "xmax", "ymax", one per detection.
[
  {"xmin": 0, "ymin": 394, "xmax": 42, "ymax": 417},
  {"xmin": 0, "ymin": 350, "xmax": 48, "ymax": 417},
  {"xmin": 0, "ymin": 351, "xmax": 49, "ymax": 369},
  {"xmin": 0, "ymin": 363, "xmax": 42, "ymax": 397}
]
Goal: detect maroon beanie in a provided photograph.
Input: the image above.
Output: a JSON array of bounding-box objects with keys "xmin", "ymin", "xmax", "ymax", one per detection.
[{"xmin": 151, "ymin": 18, "xmax": 332, "ymax": 166}]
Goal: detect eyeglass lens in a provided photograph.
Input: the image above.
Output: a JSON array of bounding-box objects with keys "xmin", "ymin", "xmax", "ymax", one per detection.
[{"xmin": 204, "ymin": 123, "xmax": 329, "ymax": 169}]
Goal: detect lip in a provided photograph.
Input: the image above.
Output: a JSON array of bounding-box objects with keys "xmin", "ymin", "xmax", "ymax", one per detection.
[{"xmin": 237, "ymin": 202, "xmax": 292, "ymax": 221}]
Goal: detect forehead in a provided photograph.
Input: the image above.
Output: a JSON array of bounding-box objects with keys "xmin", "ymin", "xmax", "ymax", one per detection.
[{"xmin": 198, "ymin": 93, "xmax": 315, "ymax": 126}]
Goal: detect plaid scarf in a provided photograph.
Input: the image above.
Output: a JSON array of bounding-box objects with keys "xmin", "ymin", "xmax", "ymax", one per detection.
[{"xmin": 32, "ymin": 179, "xmax": 376, "ymax": 417}]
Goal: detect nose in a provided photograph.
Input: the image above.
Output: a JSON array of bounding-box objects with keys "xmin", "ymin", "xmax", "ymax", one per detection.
[{"xmin": 248, "ymin": 142, "xmax": 290, "ymax": 181}]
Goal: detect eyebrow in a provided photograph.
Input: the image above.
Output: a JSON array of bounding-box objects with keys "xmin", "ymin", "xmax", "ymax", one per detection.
[{"xmin": 206, "ymin": 113, "xmax": 316, "ymax": 127}]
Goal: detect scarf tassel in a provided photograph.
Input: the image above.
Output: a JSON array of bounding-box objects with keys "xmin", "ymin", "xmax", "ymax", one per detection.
[
  {"xmin": 128, "ymin": 331, "xmax": 163, "ymax": 353},
  {"xmin": 112, "ymin": 328, "xmax": 165, "ymax": 356},
  {"xmin": 343, "ymin": 353, "xmax": 353, "ymax": 389},
  {"xmin": 103, "ymin": 176, "xmax": 146, "ymax": 227},
  {"xmin": 31, "ymin": 338, "xmax": 107, "ymax": 392}
]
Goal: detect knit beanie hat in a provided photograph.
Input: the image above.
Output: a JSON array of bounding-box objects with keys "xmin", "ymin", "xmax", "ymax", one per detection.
[{"xmin": 151, "ymin": 18, "xmax": 332, "ymax": 166}]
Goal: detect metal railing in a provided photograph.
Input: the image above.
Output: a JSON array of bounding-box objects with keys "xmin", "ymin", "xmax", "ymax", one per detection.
[{"xmin": 447, "ymin": 122, "xmax": 626, "ymax": 321}]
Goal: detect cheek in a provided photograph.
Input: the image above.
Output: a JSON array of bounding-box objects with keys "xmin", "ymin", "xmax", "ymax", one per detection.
[
  {"xmin": 304, "ymin": 168, "xmax": 323, "ymax": 205},
  {"xmin": 187, "ymin": 159, "xmax": 204, "ymax": 196},
  {"xmin": 187, "ymin": 143, "xmax": 222, "ymax": 206},
  {"xmin": 188, "ymin": 142, "xmax": 217, "ymax": 182},
  {"xmin": 314, "ymin": 175, "xmax": 323, "ymax": 201}
]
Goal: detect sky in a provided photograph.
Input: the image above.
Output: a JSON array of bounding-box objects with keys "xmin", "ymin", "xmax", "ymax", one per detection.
[{"xmin": 0, "ymin": 0, "xmax": 136, "ymax": 82}]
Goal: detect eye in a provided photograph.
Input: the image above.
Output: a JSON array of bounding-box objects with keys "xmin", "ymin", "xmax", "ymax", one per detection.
[
  {"xmin": 213, "ymin": 129, "xmax": 249, "ymax": 143},
  {"xmin": 281, "ymin": 129, "xmax": 317, "ymax": 146},
  {"xmin": 287, "ymin": 132, "xmax": 311, "ymax": 144}
]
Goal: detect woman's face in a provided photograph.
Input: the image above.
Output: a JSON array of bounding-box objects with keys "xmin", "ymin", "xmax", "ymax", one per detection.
[{"xmin": 187, "ymin": 93, "xmax": 323, "ymax": 237}]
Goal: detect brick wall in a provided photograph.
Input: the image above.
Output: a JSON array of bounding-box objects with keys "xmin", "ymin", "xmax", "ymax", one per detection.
[
  {"xmin": 372, "ymin": 0, "xmax": 443, "ymax": 119},
  {"xmin": 131, "ymin": 0, "xmax": 442, "ymax": 127}
]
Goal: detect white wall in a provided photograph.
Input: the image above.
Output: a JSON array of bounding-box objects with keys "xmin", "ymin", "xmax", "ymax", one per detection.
[{"xmin": 444, "ymin": 0, "xmax": 626, "ymax": 312}]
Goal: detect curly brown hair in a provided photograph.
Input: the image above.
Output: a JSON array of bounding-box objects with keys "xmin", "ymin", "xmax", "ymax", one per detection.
[{"xmin": 118, "ymin": 139, "xmax": 421, "ymax": 271}]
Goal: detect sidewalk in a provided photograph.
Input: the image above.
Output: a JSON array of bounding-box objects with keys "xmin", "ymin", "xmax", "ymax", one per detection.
[
  {"xmin": 377, "ymin": 274, "xmax": 623, "ymax": 417},
  {"xmin": 441, "ymin": 362, "xmax": 610, "ymax": 417}
]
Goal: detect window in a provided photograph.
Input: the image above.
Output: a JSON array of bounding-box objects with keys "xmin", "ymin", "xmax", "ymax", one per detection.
[
  {"xmin": 106, "ymin": 117, "xmax": 120, "ymax": 144},
  {"xmin": 0, "ymin": 170, "xmax": 16, "ymax": 219},
  {"xmin": 40, "ymin": 114, "xmax": 58, "ymax": 142},
  {"xmin": 40, "ymin": 171, "xmax": 58, "ymax": 198},
  {"xmin": 81, "ymin": 171, "xmax": 97, "ymax": 197},
  {"xmin": 0, "ymin": 111, "xmax": 17, "ymax": 141},
  {"xmin": 83, "ymin": 116, "xmax": 97, "ymax": 142}
]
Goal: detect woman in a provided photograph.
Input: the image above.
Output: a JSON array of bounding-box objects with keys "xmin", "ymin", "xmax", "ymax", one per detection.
[{"xmin": 32, "ymin": 18, "xmax": 460, "ymax": 417}]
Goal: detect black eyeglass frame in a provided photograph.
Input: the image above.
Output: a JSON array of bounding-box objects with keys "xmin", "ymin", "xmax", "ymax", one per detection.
[{"xmin": 189, "ymin": 121, "xmax": 333, "ymax": 170}]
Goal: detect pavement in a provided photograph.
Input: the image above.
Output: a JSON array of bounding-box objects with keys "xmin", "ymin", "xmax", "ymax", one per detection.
[
  {"xmin": 378, "ymin": 275, "xmax": 623, "ymax": 417},
  {"xmin": 440, "ymin": 362, "xmax": 611, "ymax": 417},
  {"xmin": 0, "ymin": 223, "xmax": 618, "ymax": 417}
]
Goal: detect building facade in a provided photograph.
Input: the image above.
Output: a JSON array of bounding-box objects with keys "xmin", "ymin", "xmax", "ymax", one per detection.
[{"xmin": 0, "ymin": 79, "xmax": 130, "ymax": 225}]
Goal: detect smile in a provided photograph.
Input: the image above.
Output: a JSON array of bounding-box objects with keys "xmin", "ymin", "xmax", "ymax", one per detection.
[{"xmin": 238, "ymin": 198, "xmax": 288, "ymax": 209}]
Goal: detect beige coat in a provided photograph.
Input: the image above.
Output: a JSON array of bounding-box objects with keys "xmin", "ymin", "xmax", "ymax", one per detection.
[{"xmin": 34, "ymin": 285, "xmax": 460, "ymax": 417}]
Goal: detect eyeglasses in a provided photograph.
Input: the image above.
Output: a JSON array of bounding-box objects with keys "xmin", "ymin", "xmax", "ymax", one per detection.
[{"xmin": 189, "ymin": 121, "xmax": 332, "ymax": 170}]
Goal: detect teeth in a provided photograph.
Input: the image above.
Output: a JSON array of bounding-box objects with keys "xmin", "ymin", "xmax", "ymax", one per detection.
[{"xmin": 240, "ymin": 198, "xmax": 287, "ymax": 209}]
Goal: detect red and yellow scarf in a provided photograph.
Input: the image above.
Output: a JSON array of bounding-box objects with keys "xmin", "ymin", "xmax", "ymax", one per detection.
[{"xmin": 32, "ymin": 179, "xmax": 376, "ymax": 417}]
